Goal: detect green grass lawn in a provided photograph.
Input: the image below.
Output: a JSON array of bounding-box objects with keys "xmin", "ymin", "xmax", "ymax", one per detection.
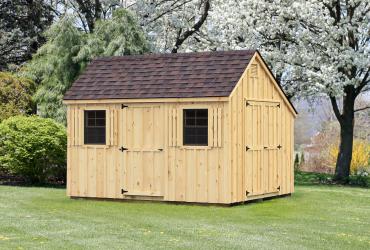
[{"xmin": 1, "ymin": 185, "xmax": 370, "ymax": 249}]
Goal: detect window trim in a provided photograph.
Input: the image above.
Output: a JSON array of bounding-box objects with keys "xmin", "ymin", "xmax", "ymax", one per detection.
[
  {"xmin": 182, "ymin": 108, "xmax": 209, "ymax": 147},
  {"xmin": 84, "ymin": 110, "xmax": 107, "ymax": 145}
]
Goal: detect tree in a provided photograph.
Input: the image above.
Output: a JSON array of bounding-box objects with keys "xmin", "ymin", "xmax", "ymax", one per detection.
[
  {"xmin": 133, "ymin": 0, "xmax": 211, "ymax": 52},
  {"xmin": 26, "ymin": 16, "xmax": 85, "ymax": 124},
  {"xmin": 45, "ymin": 0, "xmax": 212, "ymax": 53},
  {"xmin": 294, "ymin": 153, "xmax": 300, "ymax": 171},
  {"xmin": 48, "ymin": 0, "xmax": 124, "ymax": 33},
  {"xmin": 0, "ymin": 0, "xmax": 54, "ymax": 70},
  {"xmin": 27, "ymin": 9, "xmax": 148, "ymax": 123},
  {"xmin": 0, "ymin": 72, "xmax": 35, "ymax": 122},
  {"xmin": 213, "ymin": 0, "xmax": 370, "ymax": 182},
  {"xmin": 76, "ymin": 8, "xmax": 149, "ymax": 64}
]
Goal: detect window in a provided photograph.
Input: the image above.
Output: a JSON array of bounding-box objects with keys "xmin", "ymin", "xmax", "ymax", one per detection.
[
  {"xmin": 183, "ymin": 109, "xmax": 208, "ymax": 146},
  {"xmin": 84, "ymin": 110, "xmax": 106, "ymax": 145}
]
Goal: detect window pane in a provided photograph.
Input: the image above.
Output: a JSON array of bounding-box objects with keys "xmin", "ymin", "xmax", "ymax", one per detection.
[
  {"xmin": 87, "ymin": 118, "xmax": 95, "ymax": 126},
  {"xmin": 84, "ymin": 110, "xmax": 106, "ymax": 144},
  {"xmin": 95, "ymin": 111, "xmax": 105, "ymax": 119},
  {"xmin": 196, "ymin": 118, "xmax": 208, "ymax": 126},
  {"xmin": 95, "ymin": 118, "xmax": 105, "ymax": 126},
  {"xmin": 197, "ymin": 127, "xmax": 208, "ymax": 136},
  {"xmin": 184, "ymin": 127, "xmax": 196, "ymax": 136},
  {"xmin": 185, "ymin": 118, "xmax": 195, "ymax": 126},
  {"xmin": 87, "ymin": 111, "xmax": 96, "ymax": 119},
  {"xmin": 196, "ymin": 135, "xmax": 208, "ymax": 145},
  {"xmin": 183, "ymin": 109, "xmax": 208, "ymax": 146},
  {"xmin": 185, "ymin": 109, "xmax": 196, "ymax": 118},
  {"xmin": 197, "ymin": 109, "xmax": 208, "ymax": 117}
]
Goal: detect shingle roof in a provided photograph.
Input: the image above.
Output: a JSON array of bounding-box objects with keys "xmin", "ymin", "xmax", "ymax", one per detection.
[{"xmin": 63, "ymin": 50, "xmax": 256, "ymax": 100}]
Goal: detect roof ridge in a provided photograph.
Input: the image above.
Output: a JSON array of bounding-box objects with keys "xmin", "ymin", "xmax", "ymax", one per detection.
[{"xmin": 95, "ymin": 49, "xmax": 257, "ymax": 61}]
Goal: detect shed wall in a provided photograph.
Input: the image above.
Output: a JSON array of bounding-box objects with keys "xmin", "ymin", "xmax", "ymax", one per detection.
[
  {"xmin": 229, "ymin": 55, "xmax": 295, "ymax": 203},
  {"xmin": 66, "ymin": 100, "xmax": 232, "ymax": 203}
]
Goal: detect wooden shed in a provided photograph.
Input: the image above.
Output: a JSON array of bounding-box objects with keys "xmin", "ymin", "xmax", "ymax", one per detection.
[{"xmin": 63, "ymin": 50, "xmax": 297, "ymax": 205}]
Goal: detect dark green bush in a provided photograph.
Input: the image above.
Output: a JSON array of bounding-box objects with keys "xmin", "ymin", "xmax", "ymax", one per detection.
[
  {"xmin": 349, "ymin": 173, "xmax": 370, "ymax": 188},
  {"xmin": 0, "ymin": 115, "xmax": 66, "ymax": 184}
]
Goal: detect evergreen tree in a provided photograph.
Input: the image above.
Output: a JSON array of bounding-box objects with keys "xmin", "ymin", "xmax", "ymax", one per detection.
[
  {"xmin": 26, "ymin": 17, "xmax": 85, "ymax": 124},
  {"xmin": 294, "ymin": 153, "xmax": 300, "ymax": 171},
  {"xmin": 27, "ymin": 9, "xmax": 148, "ymax": 124}
]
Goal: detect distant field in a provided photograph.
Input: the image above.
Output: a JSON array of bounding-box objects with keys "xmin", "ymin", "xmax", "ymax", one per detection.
[{"xmin": 0, "ymin": 184, "xmax": 370, "ymax": 249}]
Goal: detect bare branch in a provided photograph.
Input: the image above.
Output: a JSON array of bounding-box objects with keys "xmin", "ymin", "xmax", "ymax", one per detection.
[
  {"xmin": 354, "ymin": 106, "xmax": 370, "ymax": 112},
  {"xmin": 147, "ymin": 0, "xmax": 193, "ymax": 24},
  {"xmin": 171, "ymin": 0, "xmax": 210, "ymax": 53},
  {"xmin": 355, "ymin": 68, "xmax": 370, "ymax": 96},
  {"xmin": 329, "ymin": 96, "xmax": 343, "ymax": 124}
]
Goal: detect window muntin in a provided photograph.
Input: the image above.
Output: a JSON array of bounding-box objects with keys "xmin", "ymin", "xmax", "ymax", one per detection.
[
  {"xmin": 183, "ymin": 109, "xmax": 208, "ymax": 146},
  {"xmin": 84, "ymin": 110, "xmax": 106, "ymax": 145}
]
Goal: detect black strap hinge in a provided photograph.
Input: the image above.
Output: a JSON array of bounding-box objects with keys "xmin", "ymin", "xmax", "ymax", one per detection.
[
  {"xmin": 277, "ymin": 145, "xmax": 282, "ymax": 149},
  {"xmin": 121, "ymin": 104, "xmax": 128, "ymax": 109},
  {"xmin": 119, "ymin": 147, "xmax": 128, "ymax": 152},
  {"xmin": 246, "ymin": 190, "xmax": 250, "ymax": 196},
  {"xmin": 245, "ymin": 146, "xmax": 250, "ymax": 151},
  {"xmin": 121, "ymin": 189, "xmax": 128, "ymax": 194},
  {"xmin": 277, "ymin": 186, "xmax": 281, "ymax": 191}
]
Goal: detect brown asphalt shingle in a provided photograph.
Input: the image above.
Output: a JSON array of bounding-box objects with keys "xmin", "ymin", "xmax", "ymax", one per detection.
[{"xmin": 63, "ymin": 50, "xmax": 256, "ymax": 100}]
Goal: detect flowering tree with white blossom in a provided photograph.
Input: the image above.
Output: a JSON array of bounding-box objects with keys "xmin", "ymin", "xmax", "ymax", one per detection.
[
  {"xmin": 211, "ymin": 0, "xmax": 370, "ymax": 181},
  {"xmin": 133, "ymin": 0, "xmax": 211, "ymax": 52}
]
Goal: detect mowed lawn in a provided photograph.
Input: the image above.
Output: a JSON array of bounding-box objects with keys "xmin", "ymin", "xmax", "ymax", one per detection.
[{"xmin": 0, "ymin": 185, "xmax": 370, "ymax": 249}]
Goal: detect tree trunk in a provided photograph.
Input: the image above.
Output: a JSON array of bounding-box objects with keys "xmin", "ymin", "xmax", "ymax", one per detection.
[
  {"xmin": 335, "ymin": 119, "xmax": 354, "ymax": 182},
  {"xmin": 333, "ymin": 87, "xmax": 356, "ymax": 182}
]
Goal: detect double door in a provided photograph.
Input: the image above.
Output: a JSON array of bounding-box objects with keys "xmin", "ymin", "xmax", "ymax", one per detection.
[{"xmin": 244, "ymin": 100, "xmax": 281, "ymax": 196}]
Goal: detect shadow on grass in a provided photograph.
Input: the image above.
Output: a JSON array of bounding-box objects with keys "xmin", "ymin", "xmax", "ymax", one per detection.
[
  {"xmin": 0, "ymin": 182, "xmax": 66, "ymax": 189},
  {"xmin": 0, "ymin": 175, "xmax": 65, "ymax": 189}
]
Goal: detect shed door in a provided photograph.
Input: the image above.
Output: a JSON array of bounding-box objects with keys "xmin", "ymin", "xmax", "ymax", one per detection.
[
  {"xmin": 121, "ymin": 106, "xmax": 164, "ymax": 197},
  {"xmin": 244, "ymin": 100, "xmax": 280, "ymax": 197}
]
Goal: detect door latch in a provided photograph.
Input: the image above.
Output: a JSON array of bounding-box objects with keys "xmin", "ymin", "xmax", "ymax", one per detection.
[{"xmin": 119, "ymin": 147, "xmax": 128, "ymax": 152}]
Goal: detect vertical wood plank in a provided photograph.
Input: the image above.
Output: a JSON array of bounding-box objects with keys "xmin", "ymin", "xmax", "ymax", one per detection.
[
  {"xmin": 177, "ymin": 108, "xmax": 182, "ymax": 146},
  {"xmin": 217, "ymin": 108, "xmax": 222, "ymax": 147}
]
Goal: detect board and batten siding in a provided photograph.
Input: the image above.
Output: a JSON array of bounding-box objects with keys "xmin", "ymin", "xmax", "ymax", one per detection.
[
  {"xmin": 66, "ymin": 100, "xmax": 232, "ymax": 204},
  {"xmin": 228, "ymin": 54, "xmax": 296, "ymax": 203}
]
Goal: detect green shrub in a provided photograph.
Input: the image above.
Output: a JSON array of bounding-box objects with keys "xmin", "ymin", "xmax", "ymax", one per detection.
[
  {"xmin": 349, "ymin": 170, "xmax": 370, "ymax": 188},
  {"xmin": 0, "ymin": 116, "xmax": 66, "ymax": 183}
]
